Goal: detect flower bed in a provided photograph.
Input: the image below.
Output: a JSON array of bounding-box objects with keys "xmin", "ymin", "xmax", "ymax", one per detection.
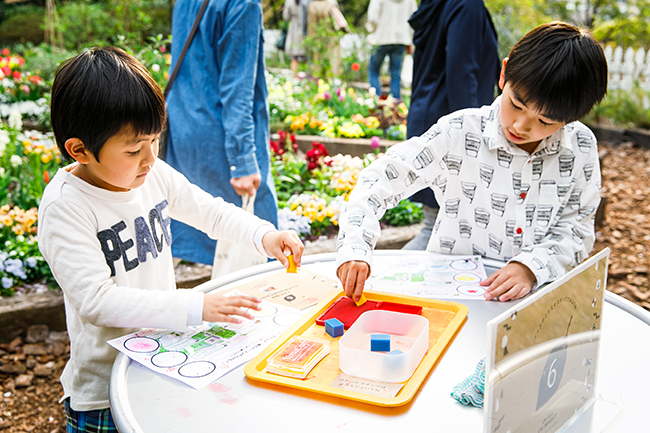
[
  {"xmin": 0, "ymin": 118, "xmax": 61, "ymax": 296},
  {"xmin": 268, "ymin": 71, "xmax": 408, "ymax": 141},
  {"xmin": 272, "ymin": 131, "xmax": 423, "ymax": 240}
]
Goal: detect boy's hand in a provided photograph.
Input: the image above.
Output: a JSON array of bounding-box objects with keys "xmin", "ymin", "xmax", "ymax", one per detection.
[
  {"xmin": 202, "ymin": 293, "xmax": 261, "ymax": 323},
  {"xmin": 337, "ymin": 261, "xmax": 371, "ymax": 303},
  {"xmin": 262, "ymin": 230, "xmax": 304, "ymax": 269},
  {"xmin": 230, "ymin": 173, "xmax": 261, "ymax": 196},
  {"xmin": 481, "ymin": 262, "xmax": 536, "ymax": 302}
]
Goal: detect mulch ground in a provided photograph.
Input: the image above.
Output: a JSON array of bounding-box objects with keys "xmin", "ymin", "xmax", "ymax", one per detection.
[{"xmin": 1, "ymin": 140, "xmax": 649, "ymax": 432}]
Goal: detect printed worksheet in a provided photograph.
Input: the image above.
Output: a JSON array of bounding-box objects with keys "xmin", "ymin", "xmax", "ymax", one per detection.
[
  {"xmin": 365, "ymin": 254, "xmax": 488, "ymax": 299},
  {"xmin": 108, "ymin": 293, "xmax": 305, "ymax": 390}
]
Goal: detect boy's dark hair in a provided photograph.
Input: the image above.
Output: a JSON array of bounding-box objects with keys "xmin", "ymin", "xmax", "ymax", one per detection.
[
  {"xmin": 504, "ymin": 21, "xmax": 608, "ymax": 123},
  {"xmin": 51, "ymin": 47, "xmax": 165, "ymax": 161}
]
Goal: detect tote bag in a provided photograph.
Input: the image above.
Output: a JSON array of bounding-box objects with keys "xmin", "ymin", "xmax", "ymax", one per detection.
[
  {"xmin": 330, "ymin": 4, "xmax": 350, "ymax": 33},
  {"xmin": 211, "ymin": 193, "xmax": 267, "ymax": 279}
]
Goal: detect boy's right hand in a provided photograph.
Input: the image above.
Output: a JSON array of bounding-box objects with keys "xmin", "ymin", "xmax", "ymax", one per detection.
[
  {"xmin": 202, "ymin": 293, "xmax": 262, "ymax": 323},
  {"xmin": 337, "ymin": 261, "xmax": 371, "ymax": 303}
]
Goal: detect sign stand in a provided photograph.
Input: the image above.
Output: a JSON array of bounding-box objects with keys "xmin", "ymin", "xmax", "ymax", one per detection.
[{"xmin": 484, "ymin": 248, "xmax": 620, "ymax": 433}]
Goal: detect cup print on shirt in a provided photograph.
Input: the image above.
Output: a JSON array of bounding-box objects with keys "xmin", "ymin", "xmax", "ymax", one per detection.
[
  {"xmin": 491, "ymin": 193, "xmax": 508, "ymax": 217},
  {"xmin": 439, "ymin": 236, "xmax": 456, "ymax": 253},
  {"xmin": 367, "ymin": 195, "xmax": 382, "ymax": 214},
  {"xmin": 413, "ymin": 148, "xmax": 434, "ymax": 170},
  {"xmin": 583, "ymin": 163, "xmax": 594, "ymax": 182},
  {"xmin": 444, "ymin": 154, "xmax": 463, "ymax": 175},
  {"xmin": 536, "ymin": 204, "xmax": 554, "ymax": 227},
  {"xmin": 347, "ymin": 211, "xmax": 365, "ymax": 227},
  {"xmin": 475, "ymin": 207, "xmax": 491, "ymax": 229},
  {"xmin": 479, "ymin": 163, "xmax": 495, "ymax": 188},
  {"xmin": 534, "ymin": 227, "xmax": 547, "ymax": 244},
  {"xmin": 497, "ymin": 149, "xmax": 513, "ymax": 168},
  {"xmin": 568, "ymin": 189, "xmax": 582, "ymax": 210},
  {"xmin": 532, "ymin": 158, "xmax": 543, "ymax": 180},
  {"xmin": 446, "ymin": 198, "xmax": 461, "ymax": 219},
  {"xmin": 556, "ymin": 184, "xmax": 571, "ymax": 199},
  {"xmin": 488, "ymin": 233, "xmax": 503, "ymax": 254},
  {"xmin": 385, "ymin": 164, "xmax": 399, "ymax": 181},
  {"xmin": 421, "ymin": 125, "xmax": 442, "ymax": 143},
  {"xmin": 578, "ymin": 206, "xmax": 596, "ymax": 220},
  {"xmin": 459, "ymin": 219, "xmax": 472, "ymax": 238},
  {"xmin": 465, "ymin": 132, "xmax": 481, "ymax": 157},
  {"xmin": 571, "ymin": 226, "xmax": 586, "ymax": 245},
  {"xmin": 434, "ymin": 175, "xmax": 447, "ymax": 194},
  {"xmin": 359, "ymin": 173, "xmax": 380, "ymax": 189},
  {"xmin": 525, "ymin": 204, "xmax": 536, "ymax": 227},
  {"xmin": 448, "ymin": 116, "xmax": 464, "ymax": 129},
  {"xmin": 512, "ymin": 172, "xmax": 521, "ymax": 194},
  {"xmin": 576, "ymin": 131, "xmax": 593, "ymax": 153},
  {"xmin": 461, "ymin": 181, "xmax": 477, "ymax": 203},
  {"xmin": 558, "ymin": 155, "xmax": 575, "ymax": 177},
  {"xmin": 405, "ymin": 170, "xmax": 418, "ymax": 187},
  {"xmin": 472, "ymin": 243, "xmax": 487, "ymax": 258}
]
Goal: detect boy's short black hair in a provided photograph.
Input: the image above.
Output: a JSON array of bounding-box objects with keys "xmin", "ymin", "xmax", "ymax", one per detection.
[
  {"xmin": 504, "ymin": 21, "xmax": 608, "ymax": 123},
  {"xmin": 51, "ymin": 47, "xmax": 165, "ymax": 161}
]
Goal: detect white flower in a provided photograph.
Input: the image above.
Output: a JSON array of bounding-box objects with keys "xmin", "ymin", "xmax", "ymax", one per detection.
[
  {"xmin": 151, "ymin": 64, "xmax": 160, "ymax": 72},
  {"xmin": 26, "ymin": 257, "xmax": 37, "ymax": 268},
  {"xmin": 8, "ymin": 109, "xmax": 22, "ymax": 130},
  {"xmin": 10, "ymin": 154, "xmax": 22, "ymax": 167},
  {"xmin": 0, "ymin": 129, "xmax": 8, "ymax": 156},
  {"xmin": 2, "ymin": 277, "xmax": 13, "ymax": 289}
]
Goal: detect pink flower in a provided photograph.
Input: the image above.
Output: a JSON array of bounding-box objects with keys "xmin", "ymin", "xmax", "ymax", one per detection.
[
  {"xmin": 370, "ymin": 136, "xmax": 380, "ymax": 150},
  {"xmin": 338, "ymin": 93, "xmax": 345, "ymax": 103},
  {"xmin": 21, "ymin": 85, "xmax": 30, "ymax": 94},
  {"xmin": 160, "ymin": 46, "xmax": 166, "ymax": 53},
  {"xmin": 323, "ymin": 91, "xmax": 331, "ymax": 101},
  {"xmin": 1, "ymin": 48, "xmax": 9, "ymax": 56}
]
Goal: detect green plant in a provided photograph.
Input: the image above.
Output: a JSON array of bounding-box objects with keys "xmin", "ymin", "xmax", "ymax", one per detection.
[
  {"xmin": 380, "ymin": 199, "xmax": 424, "ymax": 226},
  {"xmin": 303, "ymin": 18, "xmax": 341, "ymax": 80},
  {"xmin": 584, "ymin": 83, "xmax": 650, "ymax": 130}
]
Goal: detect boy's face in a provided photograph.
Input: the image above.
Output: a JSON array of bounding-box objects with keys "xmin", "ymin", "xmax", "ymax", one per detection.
[
  {"xmin": 499, "ymin": 82, "xmax": 564, "ymax": 152},
  {"xmin": 498, "ymin": 59, "xmax": 564, "ymax": 153},
  {"xmin": 72, "ymin": 126, "xmax": 159, "ymax": 192}
]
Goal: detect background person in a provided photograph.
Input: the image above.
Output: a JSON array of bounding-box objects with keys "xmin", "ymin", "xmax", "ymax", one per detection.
[
  {"xmin": 283, "ymin": 0, "xmax": 307, "ymax": 73},
  {"xmin": 402, "ymin": 0, "xmax": 500, "ymax": 250},
  {"xmin": 365, "ymin": 0, "xmax": 417, "ymax": 99},
  {"xmin": 166, "ymin": 0, "xmax": 278, "ymax": 265}
]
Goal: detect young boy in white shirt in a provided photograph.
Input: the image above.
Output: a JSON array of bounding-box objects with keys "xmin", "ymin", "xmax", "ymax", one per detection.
[
  {"xmin": 38, "ymin": 47, "xmax": 304, "ymax": 431},
  {"xmin": 337, "ymin": 22, "xmax": 608, "ymax": 303}
]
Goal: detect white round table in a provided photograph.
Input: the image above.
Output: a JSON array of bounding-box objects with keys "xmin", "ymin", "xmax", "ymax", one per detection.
[{"xmin": 110, "ymin": 251, "xmax": 650, "ymax": 432}]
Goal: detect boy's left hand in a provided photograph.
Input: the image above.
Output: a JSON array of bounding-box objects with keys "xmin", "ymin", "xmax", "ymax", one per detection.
[
  {"xmin": 262, "ymin": 230, "xmax": 304, "ymax": 270},
  {"xmin": 481, "ymin": 262, "xmax": 536, "ymax": 302}
]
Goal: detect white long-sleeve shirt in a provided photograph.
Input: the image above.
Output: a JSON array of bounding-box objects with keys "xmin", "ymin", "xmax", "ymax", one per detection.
[
  {"xmin": 336, "ymin": 96, "xmax": 601, "ymax": 288},
  {"xmin": 38, "ymin": 159, "xmax": 274, "ymax": 411}
]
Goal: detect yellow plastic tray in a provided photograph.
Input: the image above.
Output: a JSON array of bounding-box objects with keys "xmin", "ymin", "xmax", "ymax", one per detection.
[{"xmin": 244, "ymin": 290, "xmax": 468, "ymax": 407}]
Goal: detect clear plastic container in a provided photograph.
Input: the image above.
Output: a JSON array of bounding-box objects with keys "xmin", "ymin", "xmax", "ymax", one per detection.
[{"xmin": 338, "ymin": 310, "xmax": 429, "ymax": 383}]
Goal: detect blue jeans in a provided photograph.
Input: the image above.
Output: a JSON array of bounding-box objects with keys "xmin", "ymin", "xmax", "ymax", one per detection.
[{"xmin": 368, "ymin": 44, "xmax": 405, "ymax": 99}]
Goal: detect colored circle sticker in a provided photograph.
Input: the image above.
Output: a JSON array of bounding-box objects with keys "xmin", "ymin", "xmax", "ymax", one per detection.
[
  {"xmin": 457, "ymin": 285, "xmax": 485, "ymax": 296},
  {"xmin": 151, "ymin": 351, "xmax": 188, "ymax": 368},
  {"xmin": 124, "ymin": 337, "xmax": 160, "ymax": 353},
  {"xmin": 178, "ymin": 361, "xmax": 216, "ymax": 378},
  {"xmin": 450, "ymin": 259, "xmax": 478, "ymax": 271},
  {"xmin": 454, "ymin": 273, "xmax": 482, "ymax": 283}
]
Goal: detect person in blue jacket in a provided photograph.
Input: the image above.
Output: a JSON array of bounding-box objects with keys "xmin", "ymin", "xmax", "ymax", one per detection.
[
  {"xmin": 403, "ymin": 0, "xmax": 499, "ymax": 250},
  {"xmin": 166, "ymin": 0, "xmax": 278, "ymax": 265}
]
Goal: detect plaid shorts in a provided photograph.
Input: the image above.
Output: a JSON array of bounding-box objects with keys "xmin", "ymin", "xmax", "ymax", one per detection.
[{"xmin": 64, "ymin": 399, "xmax": 117, "ymax": 433}]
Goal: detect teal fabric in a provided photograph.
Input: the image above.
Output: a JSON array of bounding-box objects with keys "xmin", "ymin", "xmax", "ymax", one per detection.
[{"xmin": 451, "ymin": 357, "xmax": 486, "ymax": 408}]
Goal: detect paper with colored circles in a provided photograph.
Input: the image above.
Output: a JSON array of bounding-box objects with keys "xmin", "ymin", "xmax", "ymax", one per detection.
[{"xmin": 366, "ymin": 254, "xmax": 488, "ymax": 299}]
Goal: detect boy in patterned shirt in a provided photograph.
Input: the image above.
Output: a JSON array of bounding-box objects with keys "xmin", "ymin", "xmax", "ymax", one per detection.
[{"xmin": 336, "ymin": 22, "xmax": 608, "ymax": 302}]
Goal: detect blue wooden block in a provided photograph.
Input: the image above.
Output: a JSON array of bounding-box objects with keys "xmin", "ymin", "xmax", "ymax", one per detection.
[
  {"xmin": 370, "ymin": 334, "xmax": 391, "ymax": 352},
  {"xmin": 387, "ymin": 349, "xmax": 403, "ymax": 355},
  {"xmin": 324, "ymin": 318, "xmax": 344, "ymax": 338}
]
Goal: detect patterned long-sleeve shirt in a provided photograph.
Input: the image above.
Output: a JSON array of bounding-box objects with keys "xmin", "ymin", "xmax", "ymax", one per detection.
[{"xmin": 336, "ymin": 96, "xmax": 601, "ymax": 288}]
